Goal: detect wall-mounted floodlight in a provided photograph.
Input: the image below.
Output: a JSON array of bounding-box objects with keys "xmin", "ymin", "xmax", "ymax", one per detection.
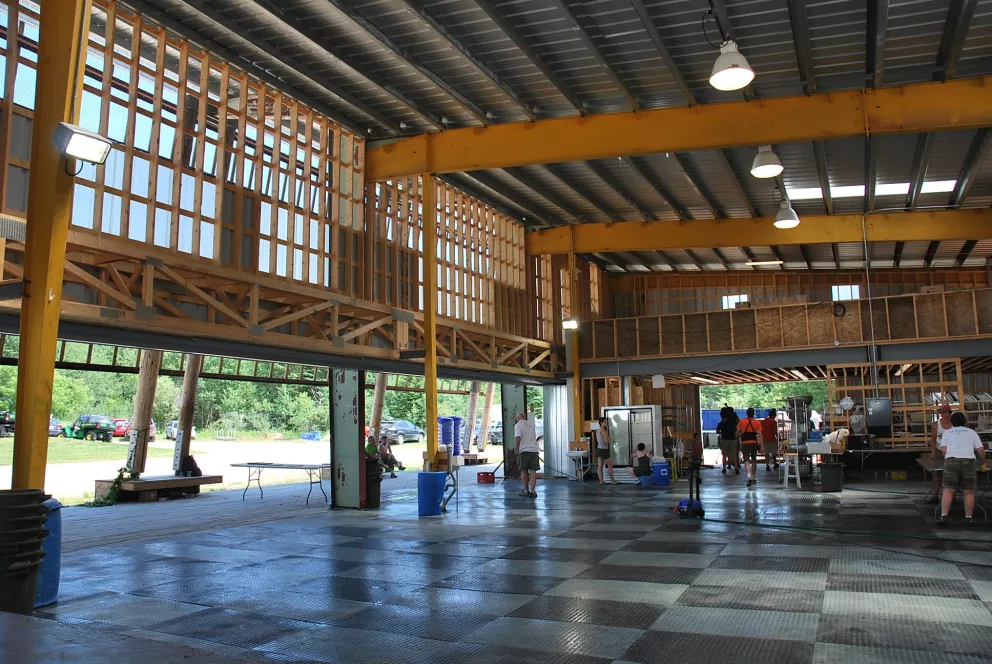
[
  {"xmin": 53, "ymin": 122, "xmax": 112, "ymax": 165},
  {"xmin": 562, "ymin": 318, "xmax": 580, "ymax": 331}
]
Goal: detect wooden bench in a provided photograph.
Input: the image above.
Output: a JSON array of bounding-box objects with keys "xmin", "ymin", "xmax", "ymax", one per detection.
[{"xmin": 95, "ymin": 475, "xmax": 223, "ymax": 502}]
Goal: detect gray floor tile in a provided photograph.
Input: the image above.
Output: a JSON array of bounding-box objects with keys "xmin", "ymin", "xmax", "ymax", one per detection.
[
  {"xmin": 45, "ymin": 593, "xmax": 210, "ymax": 629},
  {"xmin": 145, "ymin": 607, "xmax": 313, "ymax": 648},
  {"xmin": 462, "ymin": 616, "xmax": 644, "ymax": 659},
  {"xmin": 384, "ymin": 586, "xmax": 538, "ymax": 615},
  {"xmin": 546, "ymin": 579, "xmax": 688, "ymax": 606},
  {"xmin": 812, "ymin": 642, "xmax": 990, "ymax": 664},
  {"xmin": 710, "ymin": 555, "xmax": 829, "ymax": 573},
  {"xmin": 676, "ymin": 585, "xmax": 825, "ymax": 613},
  {"xmin": 827, "ymin": 573, "xmax": 980, "ymax": 599},
  {"xmin": 576, "ymin": 564, "xmax": 703, "ymax": 585},
  {"xmin": 816, "ymin": 614, "xmax": 992, "ymax": 659},
  {"xmin": 828, "ymin": 557, "xmax": 966, "ymax": 581},
  {"xmin": 432, "ymin": 572, "xmax": 564, "ymax": 594},
  {"xmin": 650, "ymin": 606, "xmax": 819, "ymax": 641},
  {"xmin": 970, "ymin": 581, "xmax": 992, "ymax": 602},
  {"xmin": 822, "ymin": 591, "xmax": 992, "ymax": 626},
  {"xmin": 694, "ymin": 569, "xmax": 828, "ymax": 590},
  {"xmin": 625, "ymin": 630, "xmax": 815, "ymax": 664},
  {"xmin": 217, "ymin": 590, "xmax": 373, "ymax": 623},
  {"xmin": 509, "ymin": 595, "xmax": 665, "ymax": 629},
  {"xmin": 476, "ymin": 558, "xmax": 591, "ymax": 579},
  {"xmin": 600, "ymin": 551, "xmax": 716, "ymax": 568},
  {"xmin": 540, "ymin": 537, "xmax": 631, "ymax": 551}
]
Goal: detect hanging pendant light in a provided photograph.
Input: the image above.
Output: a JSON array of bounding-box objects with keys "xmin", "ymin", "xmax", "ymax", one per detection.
[
  {"xmin": 750, "ymin": 145, "xmax": 783, "ymax": 178},
  {"xmin": 709, "ymin": 41, "xmax": 754, "ymax": 91},
  {"xmin": 774, "ymin": 200, "xmax": 800, "ymax": 229}
]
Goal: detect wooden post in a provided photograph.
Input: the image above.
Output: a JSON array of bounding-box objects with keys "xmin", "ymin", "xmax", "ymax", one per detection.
[
  {"xmin": 423, "ymin": 172, "xmax": 439, "ymax": 467},
  {"xmin": 174, "ymin": 354, "xmax": 203, "ymax": 472},
  {"xmin": 478, "ymin": 382, "xmax": 496, "ymax": 452},
  {"xmin": 464, "ymin": 380, "xmax": 481, "ymax": 451},
  {"xmin": 127, "ymin": 350, "xmax": 163, "ymax": 476},
  {"xmin": 11, "ymin": 0, "xmax": 92, "ymax": 489},
  {"xmin": 369, "ymin": 372, "xmax": 387, "ymax": 439}
]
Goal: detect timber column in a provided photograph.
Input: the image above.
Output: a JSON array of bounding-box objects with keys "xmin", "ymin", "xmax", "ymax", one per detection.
[
  {"xmin": 12, "ymin": 0, "xmax": 92, "ymax": 489},
  {"xmin": 174, "ymin": 354, "xmax": 203, "ymax": 472},
  {"xmin": 423, "ymin": 171, "xmax": 439, "ymax": 467},
  {"xmin": 128, "ymin": 350, "xmax": 163, "ymax": 476},
  {"xmin": 369, "ymin": 372, "xmax": 387, "ymax": 439}
]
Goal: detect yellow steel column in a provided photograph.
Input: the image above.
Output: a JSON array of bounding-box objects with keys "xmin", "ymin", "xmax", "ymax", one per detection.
[
  {"xmin": 423, "ymin": 172, "xmax": 439, "ymax": 468},
  {"xmin": 12, "ymin": 0, "xmax": 92, "ymax": 489},
  {"xmin": 569, "ymin": 237, "xmax": 583, "ymax": 444}
]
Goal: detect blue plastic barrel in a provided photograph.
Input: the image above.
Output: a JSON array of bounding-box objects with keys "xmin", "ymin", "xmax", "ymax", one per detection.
[
  {"xmin": 450, "ymin": 416, "xmax": 463, "ymax": 456},
  {"xmin": 438, "ymin": 417, "xmax": 453, "ymax": 451},
  {"xmin": 417, "ymin": 472, "xmax": 448, "ymax": 516},
  {"xmin": 639, "ymin": 475, "xmax": 652, "ymax": 488},
  {"xmin": 34, "ymin": 498, "xmax": 62, "ymax": 608},
  {"xmin": 652, "ymin": 461, "xmax": 671, "ymax": 487}
]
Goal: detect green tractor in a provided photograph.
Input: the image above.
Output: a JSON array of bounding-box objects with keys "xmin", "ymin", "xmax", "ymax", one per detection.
[{"xmin": 58, "ymin": 415, "xmax": 115, "ymax": 442}]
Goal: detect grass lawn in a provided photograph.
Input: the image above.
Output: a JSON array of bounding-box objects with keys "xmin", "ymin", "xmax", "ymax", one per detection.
[{"xmin": 0, "ymin": 437, "xmax": 174, "ymax": 465}]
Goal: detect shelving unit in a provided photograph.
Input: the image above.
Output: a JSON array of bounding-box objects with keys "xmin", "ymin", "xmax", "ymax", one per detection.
[{"xmin": 827, "ymin": 359, "xmax": 963, "ymax": 450}]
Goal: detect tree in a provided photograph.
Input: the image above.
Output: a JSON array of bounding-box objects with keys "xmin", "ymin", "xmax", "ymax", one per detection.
[
  {"xmin": 51, "ymin": 374, "xmax": 94, "ymax": 421},
  {"xmin": 700, "ymin": 381, "xmax": 828, "ymax": 413},
  {"xmin": 152, "ymin": 376, "xmax": 180, "ymax": 425}
]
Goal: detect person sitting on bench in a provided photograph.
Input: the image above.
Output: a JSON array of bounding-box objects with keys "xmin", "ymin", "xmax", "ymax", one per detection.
[
  {"xmin": 377, "ymin": 434, "xmax": 405, "ymax": 478},
  {"xmin": 628, "ymin": 443, "xmax": 652, "ymax": 480}
]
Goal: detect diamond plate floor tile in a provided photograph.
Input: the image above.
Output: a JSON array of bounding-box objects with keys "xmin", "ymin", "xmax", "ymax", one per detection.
[
  {"xmin": 676, "ymin": 585, "xmax": 824, "ymax": 613},
  {"xmin": 961, "ymin": 565, "xmax": 992, "ymax": 582},
  {"xmin": 545, "ymin": 579, "xmax": 688, "ymax": 606},
  {"xmin": 650, "ymin": 606, "xmax": 818, "ymax": 641},
  {"xmin": 828, "ymin": 557, "xmax": 966, "ymax": 581},
  {"xmin": 384, "ymin": 586, "xmax": 538, "ymax": 615},
  {"xmin": 621, "ymin": 540, "xmax": 726, "ymax": 554},
  {"xmin": 283, "ymin": 575, "xmax": 423, "ymax": 603},
  {"xmin": 556, "ymin": 529, "xmax": 642, "ymax": 541},
  {"xmin": 600, "ymin": 551, "xmax": 717, "ymax": 569},
  {"xmin": 218, "ymin": 589, "xmax": 373, "ymax": 623},
  {"xmin": 45, "ymin": 592, "xmax": 210, "ymax": 629},
  {"xmin": 500, "ymin": 547, "xmax": 614, "ymax": 564},
  {"xmin": 822, "ymin": 591, "xmax": 992, "ymax": 626},
  {"xmin": 419, "ymin": 542, "xmax": 522, "ymax": 558},
  {"xmin": 816, "ymin": 614, "xmax": 992, "ymax": 659},
  {"xmin": 432, "ymin": 572, "xmax": 564, "ymax": 594},
  {"xmin": 970, "ymin": 581, "xmax": 992, "ymax": 602},
  {"xmin": 255, "ymin": 623, "xmax": 448, "ymax": 664},
  {"xmin": 709, "ymin": 555, "xmax": 829, "ymax": 573},
  {"xmin": 476, "ymin": 558, "xmax": 591, "ymax": 579},
  {"xmin": 509, "ymin": 595, "xmax": 665, "ymax": 629},
  {"xmin": 145, "ymin": 607, "xmax": 314, "ymax": 648},
  {"xmin": 540, "ymin": 537, "xmax": 631, "ymax": 551},
  {"xmin": 130, "ymin": 576, "xmax": 276, "ymax": 606},
  {"xmin": 694, "ymin": 569, "xmax": 828, "ymax": 591},
  {"xmin": 826, "ymin": 573, "xmax": 980, "ymax": 599},
  {"xmin": 331, "ymin": 563, "xmax": 459, "ymax": 585},
  {"xmin": 719, "ymin": 543, "xmax": 835, "ymax": 558},
  {"xmin": 623, "ymin": 630, "xmax": 814, "ymax": 664},
  {"xmin": 141, "ymin": 542, "xmax": 285, "ymax": 565},
  {"xmin": 461, "ymin": 616, "xmax": 644, "ymax": 659},
  {"xmin": 431, "ymin": 641, "xmax": 615, "ymax": 664},
  {"xmin": 121, "ymin": 628, "xmax": 254, "ymax": 660},
  {"xmin": 812, "ymin": 642, "xmax": 990, "ymax": 664},
  {"xmin": 331, "ymin": 603, "xmax": 501, "ymax": 642},
  {"xmin": 575, "ymin": 564, "xmax": 703, "ymax": 585}
]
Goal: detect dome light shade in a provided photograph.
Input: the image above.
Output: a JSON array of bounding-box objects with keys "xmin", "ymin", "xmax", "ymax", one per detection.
[
  {"xmin": 709, "ymin": 41, "xmax": 754, "ymax": 91},
  {"xmin": 773, "ymin": 201, "xmax": 800, "ymax": 229},
  {"xmin": 751, "ymin": 144, "xmax": 783, "ymax": 179}
]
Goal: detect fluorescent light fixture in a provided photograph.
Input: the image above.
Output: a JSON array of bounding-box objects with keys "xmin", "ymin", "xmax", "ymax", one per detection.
[
  {"xmin": 894, "ymin": 363, "xmax": 913, "ymax": 377},
  {"xmin": 746, "ymin": 260, "xmax": 784, "ymax": 266},
  {"xmin": 790, "ymin": 369, "xmax": 810, "ymax": 381},
  {"xmin": 750, "ymin": 145, "xmax": 783, "ymax": 179},
  {"xmin": 875, "ymin": 182, "xmax": 910, "ymax": 196},
  {"xmin": 690, "ymin": 375, "xmax": 720, "ymax": 385},
  {"xmin": 709, "ymin": 41, "xmax": 754, "ymax": 91},
  {"xmin": 562, "ymin": 318, "xmax": 579, "ymax": 331},
  {"xmin": 831, "ymin": 185, "xmax": 865, "ymax": 198},
  {"xmin": 773, "ymin": 201, "xmax": 800, "ymax": 229},
  {"xmin": 785, "ymin": 187, "xmax": 823, "ymax": 200},
  {"xmin": 920, "ymin": 179, "xmax": 956, "ymax": 193},
  {"xmin": 52, "ymin": 121, "xmax": 112, "ymax": 165}
]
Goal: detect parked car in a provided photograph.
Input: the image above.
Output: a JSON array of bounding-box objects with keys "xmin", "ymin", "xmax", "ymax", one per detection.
[
  {"xmin": 165, "ymin": 420, "xmax": 196, "ymax": 441},
  {"xmin": 112, "ymin": 418, "xmax": 129, "ymax": 437},
  {"xmin": 381, "ymin": 419, "xmax": 424, "ymax": 444},
  {"xmin": 48, "ymin": 417, "xmax": 61, "ymax": 437},
  {"xmin": 125, "ymin": 419, "xmax": 157, "ymax": 442},
  {"xmin": 490, "ymin": 421, "xmax": 503, "ymax": 445},
  {"xmin": 59, "ymin": 415, "xmax": 115, "ymax": 441}
]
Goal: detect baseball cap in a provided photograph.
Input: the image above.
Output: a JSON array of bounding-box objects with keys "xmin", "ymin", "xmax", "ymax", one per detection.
[{"xmin": 938, "ymin": 404, "xmax": 952, "ymax": 412}]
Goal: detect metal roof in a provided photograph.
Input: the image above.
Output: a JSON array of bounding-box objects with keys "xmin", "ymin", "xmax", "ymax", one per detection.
[{"xmin": 129, "ymin": 0, "xmax": 992, "ymax": 272}]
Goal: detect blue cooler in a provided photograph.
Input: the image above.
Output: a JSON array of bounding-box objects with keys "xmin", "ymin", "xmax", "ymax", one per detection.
[
  {"xmin": 417, "ymin": 472, "xmax": 447, "ymax": 516},
  {"xmin": 653, "ymin": 461, "xmax": 671, "ymax": 487},
  {"xmin": 34, "ymin": 498, "xmax": 62, "ymax": 608},
  {"xmin": 639, "ymin": 475, "xmax": 652, "ymax": 488}
]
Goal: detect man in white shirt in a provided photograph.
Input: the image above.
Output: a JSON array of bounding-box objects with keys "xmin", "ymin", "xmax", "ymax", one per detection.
[
  {"xmin": 938, "ymin": 411, "xmax": 988, "ymax": 527},
  {"xmin": 514, "ymin": 411, "xmax": 543, "ymax": 498}
]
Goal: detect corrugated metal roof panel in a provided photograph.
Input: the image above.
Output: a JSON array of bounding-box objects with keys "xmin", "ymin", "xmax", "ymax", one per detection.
[
  {"xmin": 723, "ymin": 146, "xmax": 778, "ymax": 217},
  {"xmin": 590, "ymin": 158, "xmax": 681, "ymax": 221},
  {"xmin": 957, "ymin": 0, "xmax": 992, "ymax": 78},
  {"xmin": 807, "ymin": 0, "xmax": 868, "ymax": 91},
  {"xmin": 681, "ymin": 150, "xmax": 754, "ymax": 219},
  {"xmin": 550, "ymin": 160, "xmax": 643, "ymax": 221},
  {"xmin": 883, "ymin": 0, "xmax": 947, "ymax": 85},
  {"xmin": 510, "ymin": 164, "xmax": 609, "ymax": 221},
  {"xmin": 723, "ymin": 0, "xmax": 804, "ymax": 99},
  {"xmin": 637, "ymin": 153, "xmax": 718, "ymax": 221}
]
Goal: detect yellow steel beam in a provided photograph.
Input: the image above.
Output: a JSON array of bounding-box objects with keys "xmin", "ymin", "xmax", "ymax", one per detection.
[
  {"xmin": 524, "ymin": 209, "xmax": 992, "ymax": 256},
  {"xmin": 423, "ymin": 172, "xmax": 439, "ymax": 469},
  {"xmin": 13, "ymin": 0, "xmax": 91, "ymax": 489},
  {"xmin": 367, "ymin": 77, "xmax": 992, "ymax": 180}
]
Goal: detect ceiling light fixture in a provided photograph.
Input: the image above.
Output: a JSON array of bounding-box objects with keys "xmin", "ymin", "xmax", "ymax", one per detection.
[
  {"xmin": 773, "ymin": 201, "xmax": 800, "ymax": 229},
  {"xmin": 562, "ymin": 318, "xmax": 580, "ymax": 331},
  {"xmin": 746, "ymin": 260, "xmax": 784, "ymax": 266},
  {"xmin": 709, "ymin": 40, "xmax": 754, "ymax": 91},
  {"xmin": 750, "ymin": 145, "xmax": 783, "ymax": 178}
]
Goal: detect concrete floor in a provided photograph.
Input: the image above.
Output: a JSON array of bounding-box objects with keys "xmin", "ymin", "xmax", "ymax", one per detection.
[{"xmin": 5, "ymin": 466, "xmax": 992, "ymax": 663}]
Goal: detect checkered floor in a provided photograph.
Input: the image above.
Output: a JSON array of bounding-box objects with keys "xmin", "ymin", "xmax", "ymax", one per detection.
[{"xmin": 23, "ymin": 467, "xmax": 992, "ymax": 663}]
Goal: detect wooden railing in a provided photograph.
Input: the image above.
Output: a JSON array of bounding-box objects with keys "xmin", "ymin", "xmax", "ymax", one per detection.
[{"xmin": 580, "ymin": 287, "xmax": 992, "ymax": 362}]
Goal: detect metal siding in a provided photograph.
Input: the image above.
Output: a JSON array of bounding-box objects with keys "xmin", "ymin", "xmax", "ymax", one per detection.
[
  {"xmin": 723, "ymin": 0, "xmax": 805, "ymax": 99},
  {"xmin": 882, "ymin": 0, "xmax": 948, "ymax": 85},
  {"xmin": 638, "ymin": 153, "xmax": 716, "ymax": 220},
  {"xmin": 806, "ymin": 0, "xmax": 868, "ymax": 91}
]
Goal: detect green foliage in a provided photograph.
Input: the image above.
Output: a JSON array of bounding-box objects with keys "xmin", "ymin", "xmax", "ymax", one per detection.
[
  {"xmin": 152, "ymin": 376, "xmax": 180, "ymax": 425},
  {"xmin": 51, "ymin": 374, "xmax": 94, "ymax": 421},
  {"xmin": 699, "ymin": 381, "xmax": 828, "ymax": 413},
  {"xmin": 80, "ymin": 466, "xmax": 127, "ymax": 507}
]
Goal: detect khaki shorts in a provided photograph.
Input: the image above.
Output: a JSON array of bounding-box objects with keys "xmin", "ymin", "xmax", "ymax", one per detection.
[
  {"xmin": 518, "ymin": 451, "xmax": 540, "ymax": 472},
  {"xmin": 943, "ymin": 458, "xmax": 977, "ymax": 490},
  {"xmin": 720, "ymin": 439, "xmax": 739, "ymax": 458}
]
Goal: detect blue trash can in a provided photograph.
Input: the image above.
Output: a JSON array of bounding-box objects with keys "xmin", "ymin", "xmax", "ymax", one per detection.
[
  {"xmin": 417, "ymin": 472, "xmax": 447, "ymax": 516},
  {"xmin": 639, "ymin": 475, "xmax": 652, "ymax": 488},
  {"xmin": 653, "ymin": 462, "xmax": 671, "ymax": 487},
  {"xmin": 34, "ymin": 498, "xmax": 62, "ymax": 608}
]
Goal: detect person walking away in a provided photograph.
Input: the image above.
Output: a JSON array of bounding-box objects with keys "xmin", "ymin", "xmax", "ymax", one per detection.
[
  {"xmin": 738, "ymin": 408, "xmax": 762, "ymax": 487},
  {"xmin": 515, "ymin": 412, "xmax": 542, "ymax": 497},
  {"xmin": 717, "ymin": 413, "xmax": 739, "ymax": 475},
  {"xmin": 761, "ymin": 409, "xmax": 780, "ymax": 472},
  {"xmin": 377, "ymin": 434, "xmax": 406, "ymax": 478},
  {"xmin": 938, "ymin": 411, "xmax": 987, "ymax": 527},
  {"xmin": 628, "ymin": 442, "xmax": 652, "ymax": 481},
  {"xmin": 929, "ymin": 404, "xmax": 953, "ymax": 504},
  {"xmin": 595, "ymin": 416, "xmax": 616, "ymax": 485}
]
